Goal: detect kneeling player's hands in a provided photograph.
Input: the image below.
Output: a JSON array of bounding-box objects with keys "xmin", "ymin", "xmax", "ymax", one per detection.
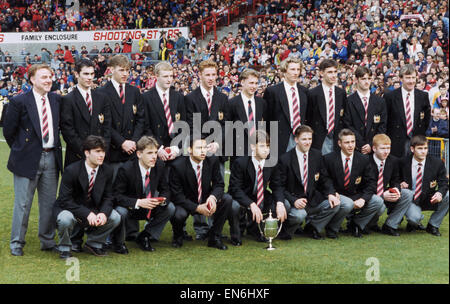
[
  {"xmin": 250, "ymin": 203, "xmax": 263, "ymax": 224},
  {"xmin": 276, "ymin": 202, "xmax": 287, "ymax": 223}
]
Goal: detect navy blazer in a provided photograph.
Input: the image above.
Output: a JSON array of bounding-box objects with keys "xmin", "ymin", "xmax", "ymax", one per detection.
[{"xmin": 3, "ymin": 90, "xmax": 63, "ymax": 179}]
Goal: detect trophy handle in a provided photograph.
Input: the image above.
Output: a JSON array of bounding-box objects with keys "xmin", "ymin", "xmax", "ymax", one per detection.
[
  {"xmin": 275, "ymin": 221, "xmax": 283, "ymax": 238},
  {"xmin": 257, "ymin": 218, "xmax": 265, "ymax": 237}
]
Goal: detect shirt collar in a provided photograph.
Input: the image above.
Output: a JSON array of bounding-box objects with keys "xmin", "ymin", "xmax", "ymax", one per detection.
[
  {"xmin": 295, "ymin": 146, "xmax": 307, "ymax": 161},
  {"xmin": 190, "ymin": 156, "xmax": 203, "ymax": 172},
  {"xmin": 200, "ymin": 85, "xmax": 214, "ymax": 99},
  {"xmin": 251, "ymin": 155, "xmax": 265, "ymax": 170},
  {"xmin": 357, "ymin": 90, "xmax": 370, "ymax": 101},
  {"xmin": 138, "ymin": 161, "xmax": 151, "ymax": 179},
  {"xmin": 341, "ymin": 151, "xmax": 353, "ymax": 162},
  {"xmin": 373, "ymin": 154, "xmax": 385, "ymax": 168},
  {"xmin": 85, "ymin": 162, "xmax": 99, "ymax": 176},
  {"xmin": 241, "ymin": 92, "xmax": 254, "ymax": 104},
  {"xmin": 401, "ymin": 86, "xmax": 414, "ymax": 98},
  {"xmin": 32, "ymin": 88, "xmax": 48, "ymax": 102},
  {"xmin": 77, "ymin": 85, "xmax": 91, "ymax": 100},
  {"xmin": 283, "ymin": 80, "xmax": 297, "ymax": 92},
  {"xmin": 156, "ymin": 83, "xmax": 170, "ymax": 97},
  {"xmin": 111, "ymin": 78, "xmax": 124, "ymax": 93},
  {"xmin": 412, "ymin": 157, "xmax": 425, "ymax": 169},
  {"xmin": 322, "ymin": 82, "xmax": 334, "ymax": 94}
]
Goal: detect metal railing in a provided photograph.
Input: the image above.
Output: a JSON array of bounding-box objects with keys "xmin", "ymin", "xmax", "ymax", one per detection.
[{"xmin": 427, "ymin": 137, "xmax": 449, "ymax": 175}]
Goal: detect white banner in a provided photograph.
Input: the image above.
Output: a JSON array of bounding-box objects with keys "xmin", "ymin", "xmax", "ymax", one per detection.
[{"xmin": 0, "ymin": 27, "xmax": 189, "ymax": 44}]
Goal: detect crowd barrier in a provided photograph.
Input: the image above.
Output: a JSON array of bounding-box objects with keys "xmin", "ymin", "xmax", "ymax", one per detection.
[{"xmin": 427, "ymin": 137, "xmax": 449, "ymax": 175}]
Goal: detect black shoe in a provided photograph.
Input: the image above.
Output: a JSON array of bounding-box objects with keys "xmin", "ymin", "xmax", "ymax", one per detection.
[
  {"xmin": 417, "ymin": 223, "xmax": 426, "ymax": 231},
  {"xmin": 84, "ymin": 244, "xmax": 107, "ymax": 257},
  {"xmin": 41, "ymin": 246, "xmax": 60, "ymax": 253},
  {"xmin": 294, "ymin": 227, "xmax": 304, "ymax": 235},
  {"xmin": 60, "ymin": 251, "xmax": 72, "ymax": 259},
  {"xmin": 325, "ymin": 229, "xmax": 338, "ymax": 239},
  {"xmin": 11, "ymin": 248, "xmax": 23, "ymax": 256},
  {"xmin": 306, "ymin": 224, "xmax": 323, "ymax": 240},
  {"xmin": 361, "ymin": 227, "xmax": 371, "ymax": 235},
  {"xmin": 102, "ymin": 242, "xmax": 112, "ymax": 250},
  {"xmin": 278, "ymin": 230, "xmax": 292, "ymax": 240},
  {"xmin": 382, "ymin": 224, "xmax": 400, "ymax": 236},
  {"xmin": 255, "ymin": 234, "xmax": 268, "ymax": 242},
  {"xmin": 182, "ymin": 231, "xmax": 193, "ymax": 241},
  {"xmin": 349, "ymin": 222, "xmax": 363, "ymax": 238},
  {"xmin": 172, "ymin": 236, "xmax": 183, "ymax": 248},
  {"xmin": 426, "ymin": 224, "xmax": 441, "ymax": 236},
  {"xmin": 136, "ymin": 235, "xmax": 155, "ymax": 252},
  {"xmin": 113, "ymin": 243, "xmax": 129, "ymax": 254},
  {"xmin": 207, "ymin": 239, "xmax": 228, "ymax": 250},
  {"xmin": 406, "ymin": 222, "xmax": 417, "ymax": 232},
  {"xmin": 71, "ymin": 243, "xmax": 83, "ymax": 253},
  {"xmin": 195, "ymin": 234, "xmax": 208, "ymax": 241},
  {"xmin": 230, "ymin": 238, "xmax": 242, "ymax": 246}
]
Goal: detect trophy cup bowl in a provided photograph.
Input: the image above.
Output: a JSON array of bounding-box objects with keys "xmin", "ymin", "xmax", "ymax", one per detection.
[{"xmin": 258, "ymin": 210, "xmax": 282, "ymax": 250}]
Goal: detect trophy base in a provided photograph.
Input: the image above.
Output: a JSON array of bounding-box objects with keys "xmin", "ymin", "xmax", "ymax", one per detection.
[{"xmin": 264, "ymin": 246, "xmax": 277, "ymax": 250}]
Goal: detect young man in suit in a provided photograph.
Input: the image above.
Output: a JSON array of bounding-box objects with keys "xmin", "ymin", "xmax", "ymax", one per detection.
[
  {"xmin": 185, "ymin": 60, "xmax": 229, "ymax": 240},
  {"xmin": 228, "ymin": 130, "xmax": 288, "ymax": 245},
  {"xmin": 401, "ymin": 135, "xmax": 449, "ymax": 236},
  {"xmin": 97, "ymin": 55, "xmax": 145, "ymax": 242},
  {"xmin": 227, "ymin": 68, "xmax": 268, "ymax": 163},
  {"xmin": 96, "ymin": 55, "xmax": 145, "ymax": 175},
  {"xmin": 343, "ymin": 66, "xmax": 387, "ymax": 154},
  {"xmin": 54, "ymin": 136, "xmax": 121, "ymax": 259},
  {"xmin": 366, "ymin": 134, "xmax": 413, "ymax": 236},
  {"xmin": 384, "ymin": 64, "xmax": 430, "ymax": 158},
  {"xmin": 278, "ymin": 125, "xmax": 342, "ymax": 240},
  {"xmin": 170, "ymin": 137, "xmax": 232, "ymax": 250},
  {"xmin": 306, "ymin": 59, "xmax": 347, "ymax": 155},
  {"xmin": 113, "ymin": 136, "xmax": 175, "ymax": 252},
  {"xmin": 60, "ymin": 59, "xmax": 112, "ymax": 167},
  {"xmin": 322, "ymin": 129, "xmax": 384, "ymax": 238},
  {"xmin": 142, "ymin": 61, "xmax": 186, "ymax": 162},
  {"xmin": 3, "ymin": 64, "xmax": 63, "ymax": 256},
  {"xmin": 263, "ymin": 57, "xmax": 308, "ymax": 154}
]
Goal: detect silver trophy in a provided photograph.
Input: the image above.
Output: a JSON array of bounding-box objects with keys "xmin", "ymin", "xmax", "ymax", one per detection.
[{"xmin": 258, "ymin": 210, "xmax": 283, "ymax": 250}]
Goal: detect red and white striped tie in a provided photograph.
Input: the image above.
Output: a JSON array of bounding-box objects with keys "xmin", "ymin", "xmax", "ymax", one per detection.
[
  {"xmin": 303, "ymin": 153, "xmax": 308, "ymax": 193},
  {"xmin": 197, "ymin": 164, "xmax": 202, "ymax": 204},
  {"xmin": 291, "ymin": 87, "xmax": 301, "ymax": 135},
  {"xmin": 328, "ymin": 88, "xmax": 335, "ymax": 135},
  {"xmin": 88, "ymin": 169, "xmax": 96, "ymax": 200},
  {"xmin": 162, "ymin": 93, "xmax": 174, "ymax": 134},
  {"xmin": 363, "ymin": 96, "xmax": 368, "ymax": 125},
  {"xmin": 206, "ymin": 92, "xmax": 212, "ymax": 116},
  {"xmin": 248, "ymin": 100, "xmax": 255, "ymax": 137},
  {"xmin": 119, "ymin": 84, "xmax": 125, "ymax": 104},
  {"xmin": 414, "ymin": 163, "xmax": 423, "ymax": 201},
  {"xmin": 405, "ymin": 92, "xmax": 413, "ymax": 136},
  {"xmin": 344, "ymin": 157, "xmax": 350, "ymax": 189},
  {"xmin": 41, "ymin": 96, "xmax": 49, "ymax": 143},
  {"xmin": 376, "ymin": 161, "xmax": 384, "ymax": 197},
  {"xmin": 86, "ymin": 92, "xmax": 92, "ymax": 115},
  {"xmin": 256, "ymin": 165, "xmax": 264, "ymax": 207}
]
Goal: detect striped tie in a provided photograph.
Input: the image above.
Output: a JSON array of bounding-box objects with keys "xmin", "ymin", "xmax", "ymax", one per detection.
[
  {"xmin": 206, "ymin": 92, "xmax": 212, "ymax": 116},
  {"xmin": 256, "ymin": 165, "xmax": 264, "ymax": 207},
  {"xmin": 248, "ymin": 100, "xmax": 255, "ymax": 137},
  {"xmin": 197, "ymin": 165, "xmax": 202, "ymax": 204},
  {"xmin": 328, "ymin": 88, "xmax": 335, "ymax": 135},
  {"xmin": 405, "ymin": 92, "xmax": 413, "ymax": 136},
  {"xmin": 162, "ymin": 93, "xmax": 174, "ymax": 134},
  {"xmin": 291, "ymin": 87, "xmax": 301, "ymax": 135},
  {"xmin": 363, "ymin": 96, "xmax": 368, "ymax": 125},
  {"xmin": 119, "ymin": 84, "xmax": 125, "ymax": 104},
  {"xmin": 414, "ymin": 163, "xmax": 423, "ymax": 202},
  {"xmin": 41, "ymin": 96, "xmax": 49, "ymax": 143},
  {"xmin": 145, "ymin": 171, "xmax": 153, "ymax": 219},
  {"xmin": 86, "ymin": 92, "xmax": 92, "ymax": 115},
  {"xmin": 303, "ymin": 153, "xmax": 308, "ymax": 193},
  {"xmin": 376, "ymin": 161, "xmax": 384, "ymax": 197},
  {"xmin": 87, "ymin": 169, "xmax": 96, "ymax": 200},
  {"xmin": 344, "ymin": 157, "xmax": 350, "ymax": 189}
]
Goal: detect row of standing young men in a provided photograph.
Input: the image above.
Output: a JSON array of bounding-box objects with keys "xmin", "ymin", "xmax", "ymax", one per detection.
[{"xmin": 3, "ymin": 56, "xmax": 448, "ymax": 258}]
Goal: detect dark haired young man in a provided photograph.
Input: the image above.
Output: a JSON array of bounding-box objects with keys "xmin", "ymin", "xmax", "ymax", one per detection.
[
  {"xmin": 61, "ymin": 58, "xmax": 111, "ymax": 167},
  {"xmin": 54, "ymin": 136, "xmax": 121, "ymax": 259}
]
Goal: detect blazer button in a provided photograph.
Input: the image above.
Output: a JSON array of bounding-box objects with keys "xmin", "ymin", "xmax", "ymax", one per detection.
[
  {"xmin": 25, "ymin": 138, "xmax": 29, "ymax": 142},
  {"xmin": 128, "ymin": 130, "xmax": 131, "ymax": 134},
  {"xmin": 117, "ymin": 122, "xmax": 120, "ymax": 126},
  {"xmin": 157, "ymin": 124, "xmax": 160, "ymax": 128},
  {"xmin": 26, "ymin": 128, "xmax": 29, "ymax": 132},
  {"xmin": 131, "ymin": 119, "xmax": 134, "ymax": 122}
]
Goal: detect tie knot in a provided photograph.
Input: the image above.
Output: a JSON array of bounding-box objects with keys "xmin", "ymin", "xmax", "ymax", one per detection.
[
  {"xmin": 304, "ymin": 154, "xmax": 307, "ymax": 160},
  {"xmin": 248, "ymin": 100, "xmax": 251, "ymax": 105},
  {"xmin": 91, "ymin": 169, "xmax": 96, "ymax": 175},
  {"xmin": 41, "ymin": 96, "xmax": 46, "ymax": 103},
  {"xmin": 146, "ymin": 170, "xmax": 150, "ymax": 178},
  {"xmin": 197, "ymin": 164, "xmax": 201, "ymax": 171},
  {"xmin": 346, "ymin": 157, "xmax": 350, "ymax": 161},
  {"xmin": 291, "ymin": 87, "xmax": 295, "ymax": 92},
  {"xmin": 418, "ymin": 162, "xmax": 423, "ymax": 167},
  {"xmin": 380, "ymin": 161, "xmax": 384, "ymax": 167}
]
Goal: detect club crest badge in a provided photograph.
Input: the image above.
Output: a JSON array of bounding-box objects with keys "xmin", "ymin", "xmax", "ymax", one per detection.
[
  {"xmin": 355, "ymin": 176, "xmax": 362, "ymax": 185},
  {"xmin": 98, "ymin": 113, "xmax": 104, "ymax": 124},
  {"xmin": 374, "ymin": 115, "xmax": 380, "ymax": 123},
  {"xmin": 315, "ymin": 173, "xmax": 320, "ymax": 181},
  {"xmin": 218, "ymin": 111, "xmax": 224, "ymax": 121},
  {"xmin": 430, "ymin": 180, "xmax": 437, "ymax": 188},
  {"xmin": 175, "ymin": 112, "xmax": 181, "ymax": 121},
  {"xmin": 133, "ymin": 105, "xmax": 137, "ymax": 115}
]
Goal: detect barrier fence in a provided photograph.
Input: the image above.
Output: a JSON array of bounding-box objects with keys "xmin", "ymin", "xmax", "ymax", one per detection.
[{"xmin": 427, "ymin": 137, "xmax": 449, "ymax": 175}]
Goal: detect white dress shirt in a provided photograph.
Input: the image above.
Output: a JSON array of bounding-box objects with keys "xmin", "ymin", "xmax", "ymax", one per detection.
[
  {"xmin": 295, "ymin": 146, "xmax": 307, "ymax": 184},
  {"xmin": 200, "ymin": 85, "xmax": 214, "ymax": 108},
  {"xmin": 341, "ymin": 151, "xmax": 354, "ymax": 174},
  {"xmin": 77, "ymin": 85, "xmax": 92, "ymax": 106},
  {"xmin": 155, "ymin": 83, "xmax": 170, "ymax": 106},
  {"xmin": 32, "ymin": 89, "xmax": 55, "ymax": 148},
  {"xmin": 135, "ymin": 162, "xmax": 152, "ymax": 209},
  {"xmin": 111, "ymin": 78, "xmax": 125, "ymax": 98},
  {"xmin": 241, "ymin": 93, "xmax": 256, "ymax": 122},
  {"xmin": 85, "ymin": 162, "xmax": 99, "ymax": 184}
]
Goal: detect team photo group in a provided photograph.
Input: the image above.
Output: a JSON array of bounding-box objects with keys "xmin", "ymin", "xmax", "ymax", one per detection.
[{"xmin": 2, "ymin": 52, "xmax": 448, "ymax": 261}]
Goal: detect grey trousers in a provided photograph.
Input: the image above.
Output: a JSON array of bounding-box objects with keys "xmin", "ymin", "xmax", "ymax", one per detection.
[
  {"xmin": 304, "ymin": 199, "xmax": 342, "ymax": 233},
  {"xmin": 325, "ymin": 196, "xmax": 355, "ymax": 233},
  {"xmin": 368, "ymin": 189, "xmax": 413, "ymax": 229},
  {"xmin": 56, "ymin": 209, "xmax": 121, "ymax": 252},
  {"xmin": 342, "ymin": 194, "xmax": 385, "ymax": 230},
  {"xmin": 405, "ymin": 191, "xmax": 449, "ymax": 228},
  {"xmin": 321, "ymin": 135, "xmax": 334, "ymax": 156},
  {"xmin": 113, "ymin": 202, "xmax": 175, "ymax": 243},
  {"xmin": 10, "ymin": 151, "xmax": 58, "ymax": 250}
]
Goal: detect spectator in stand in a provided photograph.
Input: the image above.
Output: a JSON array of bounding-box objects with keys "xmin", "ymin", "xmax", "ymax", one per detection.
[
  {"xmin": 426, "ymin": 108, "xmax": 448, "ymax": 138},
  {"xmin": 63, "ymin": 46, "xmax": 74, "ymax": 65}
]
